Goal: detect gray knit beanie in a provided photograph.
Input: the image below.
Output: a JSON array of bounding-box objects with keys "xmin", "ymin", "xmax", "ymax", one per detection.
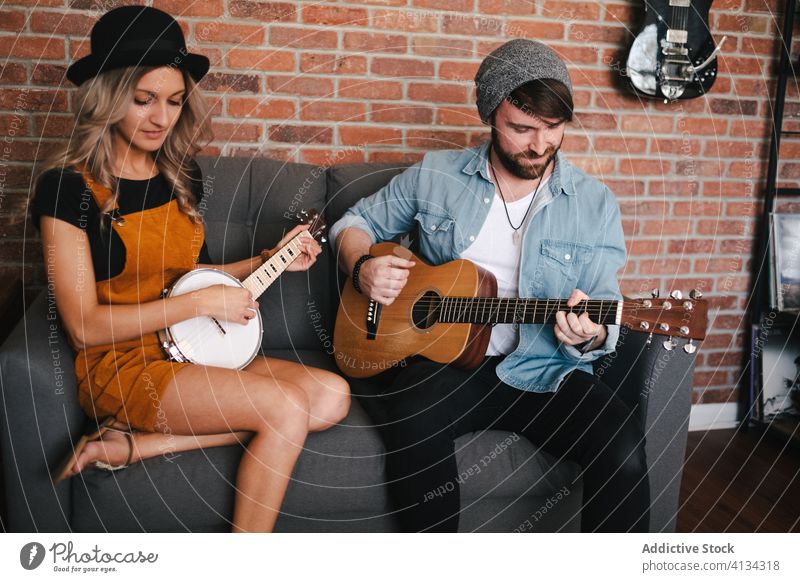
[{"xmin": 474, "ymin": 39, "xmax": 573, "ymax": 124}]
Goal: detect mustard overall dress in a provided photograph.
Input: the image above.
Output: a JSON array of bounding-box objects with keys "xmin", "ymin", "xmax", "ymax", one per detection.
[{"xmin": 73, "ymin": 171, "xmax": 205, "ymax": 432}]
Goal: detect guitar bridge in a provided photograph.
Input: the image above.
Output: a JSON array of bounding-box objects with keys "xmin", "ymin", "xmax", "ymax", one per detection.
[{"xmin": 365, "ymin": 300, "xmax": 381, "ymax": 340}]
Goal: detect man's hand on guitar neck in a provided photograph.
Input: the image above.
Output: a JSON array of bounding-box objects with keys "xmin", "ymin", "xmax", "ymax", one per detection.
[{"xmin": 554, "ymin": 288, "xmax": 607, "ymax": 353}]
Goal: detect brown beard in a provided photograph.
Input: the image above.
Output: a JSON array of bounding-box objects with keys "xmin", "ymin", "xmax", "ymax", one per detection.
[{"xmin": 491, "ymin": 127, "xmax": 560, "ymax": 180}]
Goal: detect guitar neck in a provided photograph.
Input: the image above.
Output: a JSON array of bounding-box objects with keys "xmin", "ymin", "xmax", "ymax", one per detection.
[
  {"xmin": 242, "ymin": 232, "xmax": 308, "ymax": 299},
  {"xmin": 436, "ymin": 297, "xmax": 622, "ymax": 326}
]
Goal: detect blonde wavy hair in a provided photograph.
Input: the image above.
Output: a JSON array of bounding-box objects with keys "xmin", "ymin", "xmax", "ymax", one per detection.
[{"xmin": 33, "ymin": 65, "xmax": 213, "ymax": 233}]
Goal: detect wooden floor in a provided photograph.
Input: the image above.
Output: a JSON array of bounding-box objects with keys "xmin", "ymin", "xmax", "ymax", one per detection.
[{"xmin": 678, "ymin": 427, "xmax": 800, "ymax": 532}]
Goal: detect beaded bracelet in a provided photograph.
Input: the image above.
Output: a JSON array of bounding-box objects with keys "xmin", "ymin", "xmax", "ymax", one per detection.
[{"xmin": 351, "ymin": 254, "xmax": 374, "ymax": 294}]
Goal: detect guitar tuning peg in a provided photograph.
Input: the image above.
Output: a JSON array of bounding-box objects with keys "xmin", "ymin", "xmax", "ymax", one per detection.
[
  {"xmin": 670, "ymin": 290, "xmax": 683, "ymax": 300},
  {"xmin": 683, "ymin": 340, "xmax": 697, "ymax": 354},
  {"xmin": 320, "ymin": 235, "xmax": 328, "ymax": 244},
  {"xmin": 689, "ymin": 289, "xmax": 703, "ymax": 300},
  {"xmin": 662, "ymin": 337, "xmax": 676, "ymax": 351},
  {"xmin": 651, "ymin": 288, "xmax": 660, "ymax": 298}
]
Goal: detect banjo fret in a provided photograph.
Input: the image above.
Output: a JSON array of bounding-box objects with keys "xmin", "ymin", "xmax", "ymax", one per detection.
[{"xmin": 242, "ymin": 235, "xmax": 308, "ymax": 299}]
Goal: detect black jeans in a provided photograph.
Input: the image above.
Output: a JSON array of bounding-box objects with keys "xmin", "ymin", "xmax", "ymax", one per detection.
[{"xmin": 361, "ymin": 357, "xmax": 650, "ymax": 532}]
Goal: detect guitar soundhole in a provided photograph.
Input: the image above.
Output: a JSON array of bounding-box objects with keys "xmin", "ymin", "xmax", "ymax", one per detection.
[{"xmin": 412, "ymin": 291, "xmax": 441, "ymax": 330}]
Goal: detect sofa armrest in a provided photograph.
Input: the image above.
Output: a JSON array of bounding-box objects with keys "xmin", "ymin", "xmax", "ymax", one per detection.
[
  {"xmin": 594, "ymin": 328, "xmax": 696, "ymax": 532},
  {"xmin": 0, "ymin": 290, "xmax": 85, "ymax": 532}
]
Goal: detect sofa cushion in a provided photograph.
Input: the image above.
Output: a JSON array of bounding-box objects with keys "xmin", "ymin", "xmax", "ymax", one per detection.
[
  {"xmin": 325, "ymin": 163, "xmax": 410, "ymax": 230},
  {"xmin": 72, "ymin": 349, "xmax": 580, "ymax": 531},
  {"xmin": 262, "ymin": 351, "xmax": 581, "ymax": 512},
  {"xmin": 194, "ymin": 156, "xmax": 253, "ymax": 265},
  {"xmin": 251, "ymin": 159, "xmax": 331, "ymax": 351}
]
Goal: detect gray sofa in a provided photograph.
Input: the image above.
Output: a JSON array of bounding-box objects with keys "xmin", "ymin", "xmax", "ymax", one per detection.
[{"xmin": 0, "ymin": 155, "xmax": 697, "ymax": 532}]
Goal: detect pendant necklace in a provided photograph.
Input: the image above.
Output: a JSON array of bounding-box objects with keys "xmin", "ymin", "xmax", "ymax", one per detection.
[{"xmin": 488, "ymin": 146, "xmax": 550, "ymax": 245}]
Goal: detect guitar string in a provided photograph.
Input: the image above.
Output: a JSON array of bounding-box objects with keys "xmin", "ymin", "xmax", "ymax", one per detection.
[
  {"xmin": 366, "ymin": 297, "xmax": 673, "ymax": 313},
  {"xmin": 381, "ymin": 297, "xmax": 631, "ymax": 310},
  {"xmin": 372, "ymin": 310, "xmax": 691, "ymax": 333},
  {"xmin": 363, "ymin": 298, "xmax": 688, "ymax": 325},
  {"xmin": 681, "ymin": 5, "xmax": 687, "ymax": 38},
  {"xmin": 379, "ymin": 303, "xmax": 616, "ymax": 316}
]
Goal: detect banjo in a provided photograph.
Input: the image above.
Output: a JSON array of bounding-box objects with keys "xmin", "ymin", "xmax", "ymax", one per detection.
[{"xmin": 157, "ymin": 209, "xmax": 327, "ymax": 369}]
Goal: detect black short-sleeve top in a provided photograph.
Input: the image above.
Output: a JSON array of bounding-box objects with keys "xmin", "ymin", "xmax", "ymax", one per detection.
[{"xmin": 30, "ymin": 164, "xmax": 212, "ymax": 282}]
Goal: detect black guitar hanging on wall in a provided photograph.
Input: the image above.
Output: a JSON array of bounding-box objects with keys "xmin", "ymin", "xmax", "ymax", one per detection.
[{"xmin": 626, "ymin": 0, "xmax": 726, "ymax": 101}]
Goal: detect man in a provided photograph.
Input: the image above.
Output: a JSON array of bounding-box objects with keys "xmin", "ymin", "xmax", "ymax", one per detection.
[{"xmin": 329, "ymin": 39, "xmax": 649, "ymax": 532}]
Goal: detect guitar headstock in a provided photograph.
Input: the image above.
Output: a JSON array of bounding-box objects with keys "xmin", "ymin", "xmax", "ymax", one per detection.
[
  {"xmin": 296, "ymin": 208, "xmax": 328, "ymax": 244},
  {"xmin": 620, "ymin": 289, "xmax": 708, "ymax": 342}
]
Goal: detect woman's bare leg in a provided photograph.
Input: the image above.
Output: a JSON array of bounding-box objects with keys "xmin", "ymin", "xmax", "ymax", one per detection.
[
  {"xmin": 71, "ymin": 427, "xmax": 252, "ymax": 475},
  {"xmin": 71, "ymin": 360, "xmax": 348, "ymax": 476},
  {"xmin": 243, "ymin": 356, "xmax": 350, "ymax": 431},
  {"xmin": 157, "ymin": 364, "xmax": 311, "ymax": 533}
]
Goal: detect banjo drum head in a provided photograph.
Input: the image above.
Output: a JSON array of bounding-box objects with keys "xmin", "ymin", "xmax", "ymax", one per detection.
[{"xmin": 166, "ymin": 269, "xmax": 262, "ymax": 369}]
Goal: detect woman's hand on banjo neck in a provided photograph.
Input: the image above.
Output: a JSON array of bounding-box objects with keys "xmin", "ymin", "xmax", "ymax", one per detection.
[
  {"xmin": 260, "ymin": 224, "xmax": 322, "ymax": 273},
  {"xmin": 198, "ymin": 225, "xmax": 322, "ymax": 281}
]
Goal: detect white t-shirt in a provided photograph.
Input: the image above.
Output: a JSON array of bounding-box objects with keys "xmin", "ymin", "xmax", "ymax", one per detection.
[{"xmin": 461, "ymin": 169, "xmax": 551, "ymax": 356}]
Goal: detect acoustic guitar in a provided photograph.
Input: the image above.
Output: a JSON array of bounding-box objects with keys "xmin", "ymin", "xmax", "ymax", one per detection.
[
  {"xmin": 333, "ymin": 243, "xmax": 708, "ymax": 379},
  {"xmin": 157, "ymin": 210, "xmax": 326, "ymax": 369},
  {"xmin": 626, "ymin": 0, "xmax": 725, "ymax": 101}
]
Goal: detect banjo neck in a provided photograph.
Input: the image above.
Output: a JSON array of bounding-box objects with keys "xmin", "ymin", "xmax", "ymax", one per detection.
[{"xmin": 241, "ymin": 231, "xmax": 311, "ymax": 299}]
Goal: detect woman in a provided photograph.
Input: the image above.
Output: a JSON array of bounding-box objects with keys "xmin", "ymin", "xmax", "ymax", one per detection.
[{"xmin": 30, "ymin": 5, "xmax": 350, "ymax": 533}]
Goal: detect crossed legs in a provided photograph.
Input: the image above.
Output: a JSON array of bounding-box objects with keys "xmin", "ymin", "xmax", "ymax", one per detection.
[{"xmin": 74, "ymin": 356, "xmax": 350, "ymax": 532}]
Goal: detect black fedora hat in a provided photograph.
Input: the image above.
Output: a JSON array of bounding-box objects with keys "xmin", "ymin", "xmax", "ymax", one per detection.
[{"xmin": 66, "ymin": 5, "xmax": 209, "ymax": 86}]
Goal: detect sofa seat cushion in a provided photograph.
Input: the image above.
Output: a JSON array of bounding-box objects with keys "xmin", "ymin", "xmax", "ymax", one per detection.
[{"xmin": 71, "ymin": 350, "xmax": 579, "ymax": 531}]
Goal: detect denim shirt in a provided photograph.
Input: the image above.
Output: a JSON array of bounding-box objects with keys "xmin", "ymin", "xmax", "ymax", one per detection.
[{"xmin": 329, "ymin": 140, "xmax": 627, "ymax": 392}]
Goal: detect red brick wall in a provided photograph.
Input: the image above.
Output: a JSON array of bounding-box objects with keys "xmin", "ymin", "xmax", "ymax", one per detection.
[{"xmin": 0, "ymin": 0, "xmax": 795, "ymax": 404}]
